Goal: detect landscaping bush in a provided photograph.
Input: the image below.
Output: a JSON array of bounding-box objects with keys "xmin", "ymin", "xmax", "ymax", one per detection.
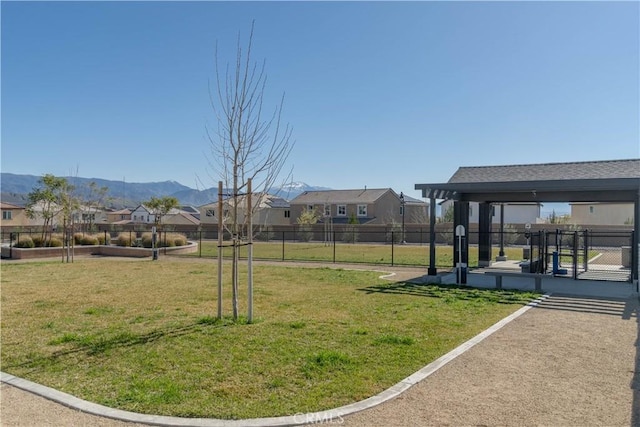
[
  {"xmin": 48, "ymin": 237, "xmax": 63, "ymax": 247},
  {"xmin": 140, "ymin": 232, "xmax": 187, "ymax": 248},
  {"xmin": 172, "ymin": 235, "xmax": 187, "ymax": 246},
  {"xmin": 31, "ymin": 235, "xmax": 63, "ymax": 247},
  {"xmin": 80, "ymin": 235, "xmax": 99, "ymax": 246},
  {"xmin": 116, "ymin": 232, "xmax": 134, "ymax": 247},
  {"xmin": 140, "ymin": 232, "xmax": 154, "ymax": 248},
  {"xmin": 73, "ymin": 233, "xmax": 100, "ymax": 246},
  {"xmin": 96, "ymin": 234, "xmax": 107, "ymax": 245},
  {"xmin": 14, "ymin": 236, "xmax": 35, "ymax": 248}
]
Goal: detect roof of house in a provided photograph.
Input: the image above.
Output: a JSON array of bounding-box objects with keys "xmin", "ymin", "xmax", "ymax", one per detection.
[
  {"xmin": 199, "ymin": 193, "xmax": 290, "ymax": 209},
  {"xmin": 0, "ymin": 202, "xmax": 25, "ymax": 209},
  {"xmin": 291, "ymin": 188, "xmax": 394, "ymax": 204},
  {"xmin": 448, "ymin": 159, "xmax": 640, "ymax": 184},
  {"xmin": 163, "ymin": 212, "xmax": 200, "ymax": 225}
]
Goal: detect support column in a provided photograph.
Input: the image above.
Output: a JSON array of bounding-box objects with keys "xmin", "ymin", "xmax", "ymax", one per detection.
[
  {"xmin": 428, "ymin": 196, "xmax": 437, "ymax": 275},
  {"xmin": 497, "ymin": 203, "xmax": 507, "ymax": 261},
  {"xmin": 453, "ymin": 201, "xmax": 469, "ymax": 284},
  {"xmin": 632, "ymin": 190, "xmax": 639, "ymax": 289},
  {"xmin": 478, "ymin": 202, "xmax": 493, "ymax": 267}
]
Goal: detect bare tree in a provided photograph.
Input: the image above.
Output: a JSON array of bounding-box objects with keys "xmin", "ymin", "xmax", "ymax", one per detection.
[{"xmin": 207, "ymin": 22, "xmax": 294, "ymax": 320}]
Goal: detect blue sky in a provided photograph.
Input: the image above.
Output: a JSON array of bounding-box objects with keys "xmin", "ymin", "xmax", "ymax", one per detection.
[{"xmin": 2, "ymin": 1, "xmax": 639, "ymax": 200}]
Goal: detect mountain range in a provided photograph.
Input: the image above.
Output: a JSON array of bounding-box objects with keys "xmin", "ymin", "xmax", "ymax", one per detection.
[{"xmin": 0, "ymin": 173, "xmax": 330, "ymax": 208}]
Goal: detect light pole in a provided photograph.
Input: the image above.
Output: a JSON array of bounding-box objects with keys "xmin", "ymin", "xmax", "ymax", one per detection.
[{"xmin": 400, "ymin": 192, "xmax": 406, "ymax": 244}]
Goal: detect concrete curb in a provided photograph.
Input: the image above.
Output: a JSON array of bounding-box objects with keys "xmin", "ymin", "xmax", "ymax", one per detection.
[{"xmin": 1, "ymin": 294, "xmax": 550, "ymax": 426}]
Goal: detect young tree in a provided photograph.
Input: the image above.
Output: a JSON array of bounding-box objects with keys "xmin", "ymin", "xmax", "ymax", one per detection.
[
  {"xmin": 296, "ymin": 208, "xmax": 320, "ymax": 242},
  {"xmin": 26, "ymin": 174, "xmax": 70, "ymax": 246},
  {"xmin": 207, "ymin": 21, "xmax": 294, "ymax": 320},
  {"xmin": 144, "ymin": 196, "xmax": 179, "ymax": 227}
]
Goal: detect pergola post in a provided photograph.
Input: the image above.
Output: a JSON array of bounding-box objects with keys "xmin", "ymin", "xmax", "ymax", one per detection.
[
  {"xmin": 453, "ymin": 201, "xmax": 469, "ymax": 284},
  {"xmin": 478, "ymin": 202, "xmax": 493, "ymax": 267}
]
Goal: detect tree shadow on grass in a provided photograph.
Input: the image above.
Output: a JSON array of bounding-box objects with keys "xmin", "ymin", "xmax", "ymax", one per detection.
[
  {"xmin": 357, "ymin": 281, "xmax": 539, "ymax": 305},
  {"xmin": 6, "ymin": 316, "xmax": 247, "ymax": 372}
]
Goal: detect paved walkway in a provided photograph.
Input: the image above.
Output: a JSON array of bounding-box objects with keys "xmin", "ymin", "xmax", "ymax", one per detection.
[{"xmin": 2, "ymin": 262, "xmax": 639, "ymax": 426}]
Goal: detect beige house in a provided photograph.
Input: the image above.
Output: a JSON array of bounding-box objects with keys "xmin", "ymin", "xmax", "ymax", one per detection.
[
  {"xmin": 106, "ymin": 208, "xmax": 132, "ymax": 224},
  {"xmin": 199, "ymin": 193, "xmax": 291, "ymax": 227},
  {"xmin": 161, "ymin": 211, "xmax": 200, "ymax": 226},
  {"xmin": 570, "ymin": 202, "xmax": 635, "ymax": 225},
  {"xmin": 289, "ymin": 188, "xmax": 428, "ymax": 225},
  {"xmin": 0, "ymin": 202, "xmax": 31, "ymax": 227}
]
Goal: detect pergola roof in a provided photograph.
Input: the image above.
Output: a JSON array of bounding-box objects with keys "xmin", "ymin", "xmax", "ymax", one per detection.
[{"xmin": 415, "ymin": 159, "xmax": 640, "ymax": 203}]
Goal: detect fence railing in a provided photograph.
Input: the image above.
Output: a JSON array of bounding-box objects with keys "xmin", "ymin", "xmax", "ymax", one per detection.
[{"xmin": 2, "ymin": 226, "xmax": 633, "ymax": 272}]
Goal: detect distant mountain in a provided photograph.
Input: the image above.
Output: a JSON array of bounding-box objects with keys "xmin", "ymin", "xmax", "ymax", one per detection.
[{"xmin": 0, "ymin": 173, "xmax": 330, "ymax": 207}]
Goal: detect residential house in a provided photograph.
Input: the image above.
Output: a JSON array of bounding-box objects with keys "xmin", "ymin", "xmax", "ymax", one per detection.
[
  {"xmin": 289, "ymin": 188, "xmax": 428, "ymax": 225},
  {"xmin": 570, "ymin": 202, "xmax": 634, "ymax": 226},
  {"xmin": 130, "ymin": 205, "xmax": 155, "ymax": 224},
  {"xmin": 161, "ymin": 208, "xmax": 200, "ymax": 227},
  {"xmin": 106, "ymin": 208, "xmax": 132, "ymax": 224},
  {"xmin": 199, "ymin": 193, "xmax": 291, "ymax": 227},
  {"xmin": 0, "ymin": 202, "xmax": 31, "ymax": 227},
  {"xmin": 439, "ymin": 200, "xmax": 542, "ymax": 225}
]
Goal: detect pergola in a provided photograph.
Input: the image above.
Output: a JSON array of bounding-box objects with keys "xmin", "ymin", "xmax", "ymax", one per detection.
[{"xmin": 415, "ymin": 159, "xmax": 640, "ymax": 284}]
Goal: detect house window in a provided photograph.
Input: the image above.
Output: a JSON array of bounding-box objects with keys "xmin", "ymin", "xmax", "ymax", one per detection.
[
  {"xmin": 2, "ymin": 211, "xmax": 12, "ymax": 220},
  {"xmin": 337, "ymin": 205, "xmax": 346, "ymax": 216},
  {"xmin": 469, "ymin": 207, "xmax": 473, "ymax": 217},
  {"xmin": 284, "ymin": 210, "xmax": 290, "ymax": 218},
  {"xmin": 589, "ymin": 206, "xmax": 594, "ymax": 214},
  {"xmin": 400, "ymin": 205, "xmax": 404, "ymax": 216},
  {"xmin": 324, "ymin": 205, "xmax": 331, "ymax": 216},
  {"xmin": 206, "ymin": 209, "xmax": 215, "ymax": 217},
  {"xmin": 120, "ymin": 214, "xmax": 127, "ymax": 220},
  {"xmin": 307, "ymin": 205, "xmax": 314, "ymax": 212},
  {"xmin": 357, "ymin": 205, "xmax": 367, "ymax": 217}
]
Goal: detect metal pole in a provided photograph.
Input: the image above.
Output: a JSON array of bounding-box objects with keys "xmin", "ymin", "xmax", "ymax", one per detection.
[
  {"xmin": 428, "ymin": 196, "xmax": 437, "ymax": 275},
  {"xmin": 217, "ymin": 181, "xmax": 223, "ymax": 319},
  {"xmin": 247, "ymin": 179, "xmax": 253, "ymax": 323}
]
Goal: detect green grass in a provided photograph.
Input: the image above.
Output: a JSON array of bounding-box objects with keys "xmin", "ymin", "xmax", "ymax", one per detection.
[
  {"xmin": 190, "ymin": 241, "xmax": 526, "ymax": 267},
  {"xmin": 1, "ymin": 259, "xmax": 538, "ymax": 419}
]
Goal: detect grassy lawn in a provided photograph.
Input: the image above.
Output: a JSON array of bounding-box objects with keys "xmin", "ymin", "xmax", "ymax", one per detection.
[
  {"xmin": 1, "ymin": 259, "xmax": 538, "ymax": 419},
  {"xmin": 190, "ymin": 241, "xmax": 526, "ymax": 267}
]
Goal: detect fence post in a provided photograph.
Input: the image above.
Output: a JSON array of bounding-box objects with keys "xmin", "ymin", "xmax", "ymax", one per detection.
[
  {"xmin": 391, "ymin": 233, "xmax": 395, "ymax": 266},
  {"xmin": 282, "ymin": 231, "xmax": 285, "ymax": 261},
  {"xmin": 333, "ymin": 231, "xmax": 336, "ymax": 263},
  {"xmin": 199, "ymin": 230, "xmax": 202, "ymax": 257}
]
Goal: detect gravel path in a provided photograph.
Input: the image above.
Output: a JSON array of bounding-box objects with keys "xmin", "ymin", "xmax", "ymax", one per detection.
[{"xmin": 2, "ymin": 259, "xmax": 638, "ymax": 426}]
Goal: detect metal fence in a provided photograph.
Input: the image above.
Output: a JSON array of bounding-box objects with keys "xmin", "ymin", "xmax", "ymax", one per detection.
[{"xmin": 1, "ymin": 226, "xmax": 634, "ymax": 282}]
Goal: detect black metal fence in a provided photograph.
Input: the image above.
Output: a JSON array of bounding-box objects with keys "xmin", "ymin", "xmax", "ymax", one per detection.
[{"xmin": 1, "ymin": 226, "xmax": 634, "ymax": 281}]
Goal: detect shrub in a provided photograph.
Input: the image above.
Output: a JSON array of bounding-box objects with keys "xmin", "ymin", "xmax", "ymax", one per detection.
[
  {"xmin": 116, "ymin": 232, "xmax": 134, "ymax": 247},
  {"xmin": 173, "ymin": 235, "xmax": 187, "ymax": 246},
  {"xmin": 32, "ymin": 235, "xmax": 45, "ymax": 247},
  {"xmin": 80, "ymin": 235, "xmax": 99, "ymax": 246},
  {"xmin": 96, "ymin": 234, "xmax": 107, "ymax": 245},
  {"xmin": 14, "ymin": 236, "xmax": 35, "ymax": 248},
  {"xmin": 49, "ymin": 237, "xmax": 63, "ymax": 247},
  {"xmin": 140, "ymin": 232, "xmax": 154, "ymax": 248},
  {"xmin": 139, "ymin": 232, "xmax": 187, "ymax": 248},
  {"xmin": 73, "ymin": 233, "xmax": 99, "ymax": 246}
]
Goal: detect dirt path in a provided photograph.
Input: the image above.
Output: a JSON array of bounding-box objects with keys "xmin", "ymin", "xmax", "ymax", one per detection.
[{"xmin": 342, "ymin": 295, "xmax": 640, "ymax": 427}]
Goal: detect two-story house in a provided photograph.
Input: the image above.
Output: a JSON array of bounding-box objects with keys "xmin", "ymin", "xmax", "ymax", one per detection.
[
  {"xmin": 439, "ymin": 200, "xmax": 542, "ymax": 224},
  {"xmin": 0, "ymin": 202, "xmax": 30, "ymax": 228},
  {"xmin": 289, "ymin": 188, "xmax": 427, "ymax": 225},
  {"xmin": 199, "ymin": 193, "xmax": 291, "ymax": 227},
  {"xmin": 570, "ymin": 202, "xmax": 634, "ymax": 225}
]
